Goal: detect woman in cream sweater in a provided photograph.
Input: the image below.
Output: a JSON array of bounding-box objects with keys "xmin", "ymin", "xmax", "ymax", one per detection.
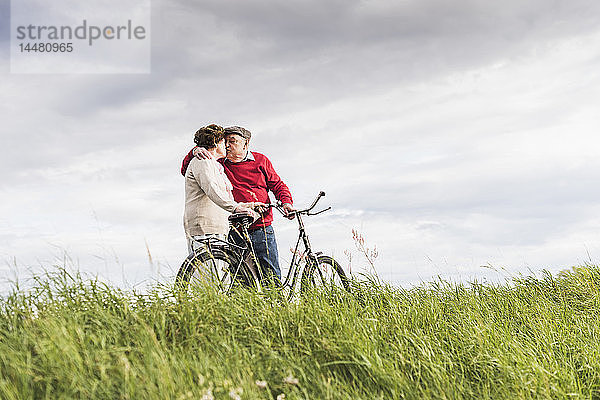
[{"xmin": 183, "ymin": 124, "xmax": 257, "ymax": 254}]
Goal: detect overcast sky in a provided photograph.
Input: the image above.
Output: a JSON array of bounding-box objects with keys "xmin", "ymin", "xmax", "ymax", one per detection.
[{"xmin": 1, "ymin": 0, "xmax": 600, "ymax": 290}]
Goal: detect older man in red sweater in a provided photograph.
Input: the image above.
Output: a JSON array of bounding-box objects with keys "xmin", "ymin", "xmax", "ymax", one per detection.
[{"xmin": 181, "ymin": 126, "xmax": 294, "ymax": 282}]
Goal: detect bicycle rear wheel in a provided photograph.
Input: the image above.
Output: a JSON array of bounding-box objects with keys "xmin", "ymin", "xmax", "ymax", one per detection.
[
  {"xmin": 301, "ymin": 255, "xmax": 351, "ymax": 293},
  {"xmin": 176, "ymin": 248, "xmax": 258, "ymax": 294}
]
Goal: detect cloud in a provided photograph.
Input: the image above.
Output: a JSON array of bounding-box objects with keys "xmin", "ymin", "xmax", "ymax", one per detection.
[
  {"xmin": 148, "ymin": 0, "xmax": 600, "ymax": 106},
  {"xmin": 2, "ymin": 0, "xmax": 600, "ymax": 288}
]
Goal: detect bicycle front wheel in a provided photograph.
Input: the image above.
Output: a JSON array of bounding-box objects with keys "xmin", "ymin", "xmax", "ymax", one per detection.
[
  {"xmin": 301, "ymin": 255, "xmax": 351, "ymax": 293},
  {"xmin": 176, "ymin": 248, "xmax": 258, "ymax": 294}
]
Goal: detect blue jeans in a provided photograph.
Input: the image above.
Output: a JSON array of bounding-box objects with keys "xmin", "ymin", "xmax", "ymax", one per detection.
[{"xmin": 230, "ymin": 224, "xmax": 281, "ymax": 284}]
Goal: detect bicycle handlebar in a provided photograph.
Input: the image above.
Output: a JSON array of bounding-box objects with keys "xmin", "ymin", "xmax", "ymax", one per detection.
[
  {"xmin": 306, "ymin": 191, "xmax": 326, "ymax": 212},
  {"xmin": 269, "ymin": 191, "xmax": 329, "ymax": 216}
]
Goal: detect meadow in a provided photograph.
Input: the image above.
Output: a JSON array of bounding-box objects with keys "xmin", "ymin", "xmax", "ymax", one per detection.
[{"xmin": 1, "ymin": 266, "xmax": 599, "ymax": 399}]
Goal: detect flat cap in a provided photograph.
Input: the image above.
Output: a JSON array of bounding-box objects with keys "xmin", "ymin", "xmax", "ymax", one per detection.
[{"xmin": 224, "ymin": 126, "xmax": 251, "ymax": 140}]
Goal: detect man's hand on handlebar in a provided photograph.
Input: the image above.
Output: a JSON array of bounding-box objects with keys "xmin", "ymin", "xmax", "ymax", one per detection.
[{"xmin": 282, "ymin": 203, "xmax": 296, "ymax": 220}]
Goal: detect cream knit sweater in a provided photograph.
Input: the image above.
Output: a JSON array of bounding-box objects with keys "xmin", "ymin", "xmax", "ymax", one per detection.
[{"xmin": 183, "ymin": 157, "xmax": 238, "ymax": 237}]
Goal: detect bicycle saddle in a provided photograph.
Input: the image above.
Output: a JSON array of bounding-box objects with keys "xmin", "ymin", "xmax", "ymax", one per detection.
[{"xmin": 228, "ymin": 213, "xmax": 254, "ymax": 226}]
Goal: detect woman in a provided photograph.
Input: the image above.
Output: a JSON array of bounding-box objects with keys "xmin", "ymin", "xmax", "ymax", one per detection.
[{"xmin": 183, "ymin": 124, "xmax": 258, "ymax": 254}]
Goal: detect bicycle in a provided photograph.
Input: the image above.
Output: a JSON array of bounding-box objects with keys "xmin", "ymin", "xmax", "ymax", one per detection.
[{"xmin": 176, "ymin": 191, "xmax": 351, "ymax": 297}]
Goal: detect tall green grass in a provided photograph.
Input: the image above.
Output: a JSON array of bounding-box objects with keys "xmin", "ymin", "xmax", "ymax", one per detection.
[{"xmin": 1, "ymin": 267, "xmax": 600, "ymax": 399}]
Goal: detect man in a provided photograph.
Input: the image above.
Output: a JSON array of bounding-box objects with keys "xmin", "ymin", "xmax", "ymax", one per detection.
[{"xmin": 181, "ymin": 126, "xmax": 294, "ymax": 282}]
